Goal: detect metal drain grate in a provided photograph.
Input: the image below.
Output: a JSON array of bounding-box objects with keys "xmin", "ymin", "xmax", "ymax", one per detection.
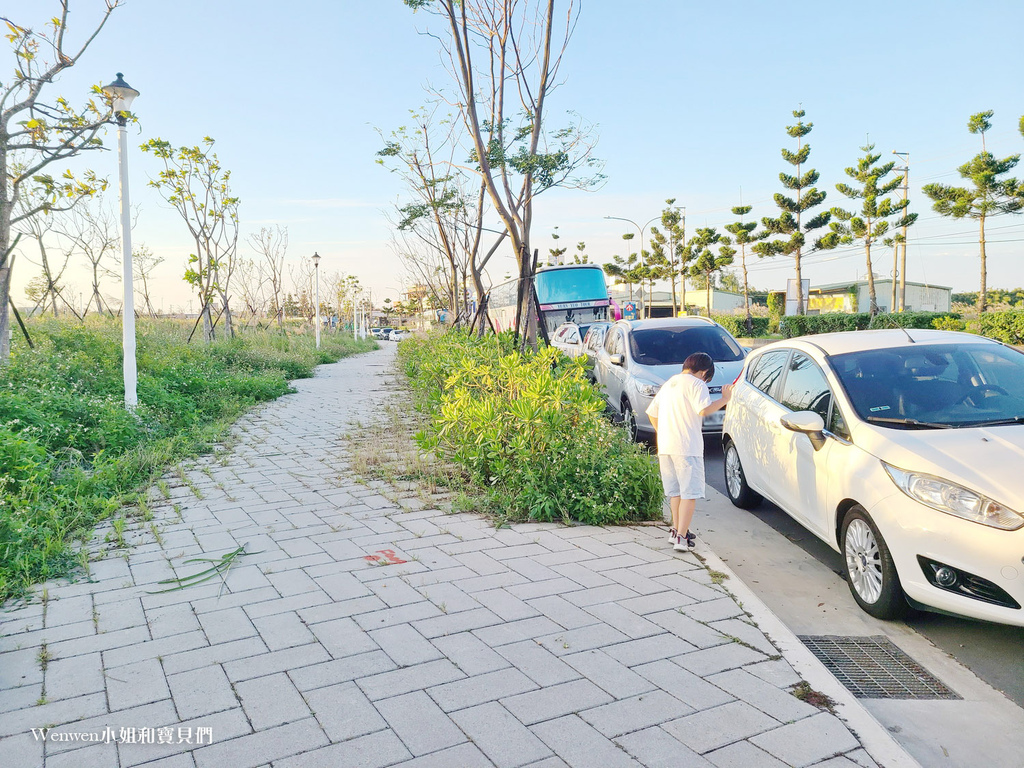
[{"xmin": 799, "ymin": 635, "xmax": 961, "ymax": 700}]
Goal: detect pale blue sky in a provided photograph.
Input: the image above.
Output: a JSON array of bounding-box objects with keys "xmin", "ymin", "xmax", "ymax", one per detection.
[{"xmin": 9, "ymin": 0, "xmax": 1024, "ymax": 310}]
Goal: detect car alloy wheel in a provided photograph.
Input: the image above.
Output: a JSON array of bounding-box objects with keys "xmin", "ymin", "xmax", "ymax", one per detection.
[
  {"xmin": 723, "ymin": 440, "xmax": 761, "ymax": 509},
  {"xmin": 841, "ymin": 506, "xmax": 906, "ymax": 619},
  {"xmin": 621, "ymin": 398, "xmax": 638, "ymax": 442}
]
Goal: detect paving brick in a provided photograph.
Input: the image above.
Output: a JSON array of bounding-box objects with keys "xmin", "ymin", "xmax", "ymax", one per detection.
[
  {"xmin": 561, "ymin": 584, "xmax": 639, "ymax": 608},
  {"xmin": 652, "ymin": 573, "xmax": 723, "ymax": 603},
  {"xmin": 536, "ymin": 623, "xmax": 630, "ymax": 657},
  {"xmin": 46, "ymin": 740, "xmax": 120, "ymax": 768},
  {"xmin": 602, "ymin": 567, "xmax": 678, "ymax": 597},
  {"xmin": 298, "ymin": 595, "xmax": 387, "ymax": 625},
  {"xmin": 495, "ymin": 640, "xmax": 581, "ymax": 687},
  {"xmin": 161, "ymin": 637, "xmax": 267, "ymax": 676},
  {"xmin": 455, "ymin": 571, "xmax": 528, "ymax": 593},
  {"xmin": 604, "ymin": 634, "xmax": 697, "ymax": 667},
  {"xmin": 505, "ymin": 577, "xmax": 587, "ymax": 601},
  {"xmin": 415, "ymin": 582, "xmax": 480, "ymax": 615},
  {"xmin": 198, "ymin": 606, "xmax": 258, "ymax": 644},
  {"xmin": 273, "ymin": 728, "xmax": 412, "ymax": 768},
  {"xmin": 474, "ymin": 616, "xmax": 565, "ymax": 648},
  {"xmin": 663, "ymin": 701, "xmax": 780, "ymax": 754},
  {"xmin": 312, "ymin": 571, "xmax": 374, "ymax": 602},
  {"xmin": 146, "ymin": 603, "xmax": 202, "ymax": 639},
  {"xmin": 106, "ymin": 657, "xmax": 171, "ymax": 711},
  {"xmin": 241, "ymin": 591, "xmax": 333, "ymax": 621},
  {"xmin": 632, "ymin": 659, "xmax": 734, "ymax": 712},
  {"xmin": 708, "ymin": 618, "xmax": 778, "ymax": 657},
  {"xmin": 646, "ymin": 609, "xmax": 732, "ymax": 649},
  {"xmin": 308, "ymin": 616, "xmax": 380, "ymax": 659},
  {"xmin": 531, "ymin": 715, "xmax": 641, "ymax": 768},
  {"xmin": 0, "ymin": 647, "xmax": 42, "ymax": 690},
  {"xmin": 472, "ymin": 588, "xmax": 540, "ymax": 622},
  {"xmin": 386, "ymin": 741, "xmax": 492, "ymax": 768},
  {"xmin": 192, "ymin": 717, "xmax": 328, "ymax": 768},
  {"xmin": 702, "ymin": 740, "xmax": 788, "ymax": 767},
  {"xmin": 47, "ymin": 626, "xmax": 150, "ymax": 659},
  {"xmin": 501, "ymin": 679, "xmax": 613, "ymax": 724},
  {"xmin": 450, "ymin": 702, "xmax": 553, "ymax": 768},
  {"xmin": 428, "ymin": 667, "xmax": 538, "ymax": 712},
  {"xmin": 376, "ymin": 690, "xmax": 466, "ymax": 756},
  {"xmin": 431, "ymin": 632, "xmax": 510, "ymax": 676},
  {"xmin": 222, "ymin": 643, "xmax": 331, "ymax": 683},
  {"xmin": 579, "ymin": 689, "xmax": 693, "ymax": 738},
  {"xmin": 708, "ymin": 668, "xmax": 817, "ymax": 723},
  {"xmin": 744, "ymin": 659, "xmax": 802, "ymax": 689},
  {"xmin": 251, "ymin": 611, "xmax": 315, "ymax": 651},
  {"xmin": 527, "ymin": 595, "xmax": 600, "ymax": 630},
  {"xmin": 412, "ymin": 607, "xmax": 505, "ymax": 639},
  {"xmin": 582, "ymin": 603, "xmax": 662, "ymax": 639},
  {"xmin": 356, "ymin": 659, "xmax": 465, "ymax": 702},
  {"xmin": 305, "ymin": 680, "xmax": 390, "ymax": 741},
  {"xmin": 353, "ymin": 602, "xmax": 442, "ymax": 632},
  {"xmin": 166, "ymin": 665, "xmax": 238, "ymax": 719},
  {"xmin": 368, "ymin": 623, "xmax": 442, "ymax": 667},
  {"xmin": 750, "ymin": 712, "xmax": 860, "ymax": 767},
  {"xmin": 550, "ymin": 563, "xmax": 613, "ymax": 589},
  {"xmin": 95, "ymin": 597, "xmax": 147, "ymax": 633},
  {"xmin": 288, "ymin": 650, "xmax": 398, "ymax": 693},
  {"xmin": 235, "ymin": 672, "xmax": 311, "ymax": 729},
  {"xmin": 501, "ymin": 556, "xmax": 562, "ymax": 583},
  {"xmin": 0, "ymin": 692, "xmax": 107, "ymax": 739},
  {"xmin": 673, "ymin": 642, "xmax": 768, "ymax": 677},
  {"xmin": 45, "ymin": 651, "xmax": 106, "ymax": 701},
  {"xmin": 615, "ymin": 726, "xmax": 713, "ymax": 768},
  {"xmin": 562, "ymin": 649, "xmax": 655, "ymax": 699}
]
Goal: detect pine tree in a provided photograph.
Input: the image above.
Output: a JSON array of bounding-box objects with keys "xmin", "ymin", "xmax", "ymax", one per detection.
[
  {"xmin": 817, "ymin": 143, "xmax": 917, "ymax": 315},
  {"xmin": 573, "ymin": 241, "xmax": 589, "ymax": 264},
  {"xmin": 687, "ymin": 228, "xmax": 733, "ymax": 316},
  {"xmin": 650, "ymin": 199, "xmax": 686, "ymax": 316},
  {"xmin": 724, "ymin": 205, "xmax": 766, "ymax": 333},
  {"xmin": 755, "ymin": 109, "xmax": 831, "ymax": 315},
  {"xmin": 923, "ymin": 111, "xmax": 1021, "ymax": 312}
]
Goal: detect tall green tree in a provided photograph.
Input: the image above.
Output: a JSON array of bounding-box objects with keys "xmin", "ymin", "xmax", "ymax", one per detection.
[
  {"xmin": 755, "ymin": 109, "xmax": 831, "ymax": 315},
  {"xmin": 650, "ymin": 199, "xmax": 685, "ymax": 315},
  {"xmin": 724, "ymin": 205, "xmax": 765, "ymax": 333},
  {"xmin": 572, "ymin": 241, "xmax": 589, "ymax": 264},
  {"xmin": 603, "ymin": 250, "xmax": 642, "ymax": 302},
  {"xmin": 817, "ymin": 143, "xmax": 917, "ymax": 315},
  {"xmin": 1, "ymin": 1, "xmax": 122, "ymax": 361},
  {"xmin": 923, "ymin": 111, "xmax": 1021, "ymax": 312},
  {"xmin": 687, "ymin": 227, "xmax": 733, "ymax": 316}
]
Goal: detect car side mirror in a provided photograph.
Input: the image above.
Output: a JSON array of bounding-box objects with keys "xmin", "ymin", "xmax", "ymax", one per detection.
[
  {"xmin": 609, "ymin": 353, "xmax": 624, "ymax": 366},
  {"xmin": 780, "ymin": 411, "xmax": 827, "ymax": 451}
]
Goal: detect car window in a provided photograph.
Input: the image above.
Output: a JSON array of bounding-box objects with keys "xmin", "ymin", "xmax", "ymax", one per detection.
[
  {"xmin": 747, "ymin": 350, "xmax": 789, "ymax": 399},
  {"xmin": 606, "ymin": 328, "xmax": 624, "ymax": 355},
  {"xmin": 829, "ymin": 401, "xmax": 850, "ymax": 439},
  {"xmin": 627, "ymin": 326, "xmax": 744, "ymax": 366},
  {"xmin": 567, "ymin": 329, "xmax": 579, "ymax": 344},
  {"xmin": 779, "ymin": 352, "xmax": 832, "ymax": 422}
]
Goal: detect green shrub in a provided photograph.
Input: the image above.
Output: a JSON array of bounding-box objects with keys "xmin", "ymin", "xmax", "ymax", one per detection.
[
  {"xmin": 711, "ymin": 315, "xmax": 772, "ymax": 338},
  {"xmin": 0, "ymin": 317, "xmax": 375, "ymax": 600},
  {"xmin": 978, "ymin": 310, "xmax": 1024, "ymax": 345},
  {"xmin": 399, "ymin": 332, "xmax": 662, "ymax": 526},
  {"xmin": 778, "ymin": 311, "xmax": 961, "ymax": 338}
]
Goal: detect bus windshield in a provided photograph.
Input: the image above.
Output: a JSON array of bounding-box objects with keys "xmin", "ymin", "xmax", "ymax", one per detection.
[{"xmin": 535, "ymin": 267, "xmax": 608, "ymax": 306}]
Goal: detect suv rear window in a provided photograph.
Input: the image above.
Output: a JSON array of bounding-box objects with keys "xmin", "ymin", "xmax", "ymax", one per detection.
[{"xmin": 628, "ymin": 326, "xmax": 744, "ymax": 366}]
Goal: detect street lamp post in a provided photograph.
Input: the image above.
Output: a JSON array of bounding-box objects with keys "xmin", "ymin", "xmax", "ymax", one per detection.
[
  {"xmin": 102, "ymin": 73, "xmax": 140, "ymax": 410},
  {"xmin": 312, "ymin": 252, "xmax": 321, "ymax": 349},
  {"xmin": 605, "ymin": 215, "xmax": 659, "ymax": 317}
]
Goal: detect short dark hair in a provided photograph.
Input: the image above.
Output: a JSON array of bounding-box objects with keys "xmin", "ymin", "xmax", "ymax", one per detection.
[{"xmin": 682, "ymin": 352, "xmax": 714, "ymax": 380}]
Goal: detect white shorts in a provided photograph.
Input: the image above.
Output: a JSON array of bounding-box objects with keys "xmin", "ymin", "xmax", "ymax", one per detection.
[{"xmin": 659, "ymin": 454, "xmax": 705, "ymax": 500}]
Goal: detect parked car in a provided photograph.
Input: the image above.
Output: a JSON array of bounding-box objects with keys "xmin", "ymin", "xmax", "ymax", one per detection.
[
  {"xmin": 594, "ymin": 317, "xmax": 747, "ymax": 441},
  {"xmin": 581, "ymin": 322, "xmax": 612, "ymax": 382},
  {"xmin": 388, "ymin": 329, "xmax": 409, "ymax": 341},
  {"xmin": 550, "ymin": 322, "xmax": 588, "ymax": 359},
  {"xmin": 375, "ymin": 327, "xmax": 394, "ymax": 340},
  {"xmin": 721, "ymin": 328, "xmax": 1024, "ymax": 627}
]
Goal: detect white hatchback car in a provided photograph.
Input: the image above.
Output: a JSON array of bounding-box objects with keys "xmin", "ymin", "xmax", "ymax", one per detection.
[{"xmin": 721, "ymin": 328, "xmax": 1024, "ymax": 626}]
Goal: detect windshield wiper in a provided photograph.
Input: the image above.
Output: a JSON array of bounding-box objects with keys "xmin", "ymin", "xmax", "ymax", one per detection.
[
  {"xmin": 865, "ymin": 416, "xmax": 953, "ymax": 429},
  {"xmin": 962, "ymin": 416, "xmax": 1024, "ymax": 427}
]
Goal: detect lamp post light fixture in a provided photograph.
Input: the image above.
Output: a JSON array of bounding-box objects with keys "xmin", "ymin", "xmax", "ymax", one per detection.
[
  {"xmin": 604, "ymin": 215, "xmax": 659, "ymax": 317},
  {"xmin": 102, "ymin": 73, "xmax": 140, "ymax": 409},
  {"xmin": 312, "ymin": 252, "xmax": 321, "ymax": 349}
]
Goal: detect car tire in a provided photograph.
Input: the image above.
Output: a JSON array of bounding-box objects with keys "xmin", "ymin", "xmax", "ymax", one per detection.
[
  {"xmin": 620, "ymin": 397, "xmax": 639, "ymax": 442},
  {"xmin": 841, "ymin": 506, "xmax": 907, "ymax": 620},
  {"xmin": 723, "ymin": 440, "xmax": 761, "ymax": 509}
]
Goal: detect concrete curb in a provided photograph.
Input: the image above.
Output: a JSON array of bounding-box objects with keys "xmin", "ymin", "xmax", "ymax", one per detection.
[{"xmin": 696, "ymin": 540, "xmax": 922, "ymax": 768}]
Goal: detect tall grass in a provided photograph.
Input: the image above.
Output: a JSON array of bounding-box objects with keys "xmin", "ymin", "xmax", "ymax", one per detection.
[{"xmin": 0, "ymin": 316, "xmax": 375, "ymax": 601}]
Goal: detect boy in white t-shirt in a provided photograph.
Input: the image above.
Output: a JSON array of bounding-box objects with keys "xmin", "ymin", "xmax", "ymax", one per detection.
[{"xmin": 646, "ymin": 352, "xmax": 732, "ymax": 551}]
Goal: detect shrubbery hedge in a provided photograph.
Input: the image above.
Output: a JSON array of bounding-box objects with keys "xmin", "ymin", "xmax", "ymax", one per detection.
[
  {"xmin": 0, "ymin": 317, "xmax": 374, "ymax": 600},
  {"xmin": 978, "ymin": 310, "xmax": 1024, "ymax": 345},
  {"xmin": 709, "ymin": 315, "xmax": 772, "ymax": 339},
  {"xmin": 776, "ymin": 311, "xmax": 961, "ymax": 338},
  {"xmin": 398, "ymin": 331, "xmax": 662, "ymax": 526}
]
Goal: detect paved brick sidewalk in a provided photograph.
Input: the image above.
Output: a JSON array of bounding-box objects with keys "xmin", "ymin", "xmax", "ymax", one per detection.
[{"xmin": 1, "ymin": 344, "xmax": 879, "ymax": 767}]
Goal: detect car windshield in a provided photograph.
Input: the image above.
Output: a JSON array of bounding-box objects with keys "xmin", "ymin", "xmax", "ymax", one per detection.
[
  {"xmin": 628, "ymin": 326, "xmax": 744, "ymax": 366},
  {"xmin": 830, "ymin": 343, "xmax": 1024, "ymax": 427}
]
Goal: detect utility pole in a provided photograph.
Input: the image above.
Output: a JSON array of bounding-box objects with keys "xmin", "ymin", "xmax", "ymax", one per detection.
[
  {"xmin": 893, "ymin": 151, "xmax": 910, "ymax": 311},
  {"xmin": 679, "ymin": 207, "xmax": 686, "ymax": 316}
]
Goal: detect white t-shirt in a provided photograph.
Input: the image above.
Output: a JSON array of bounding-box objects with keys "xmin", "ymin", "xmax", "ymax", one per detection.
[{"xmin": 646, "ymin": 372, "xmax": 712, "ymax": 456}]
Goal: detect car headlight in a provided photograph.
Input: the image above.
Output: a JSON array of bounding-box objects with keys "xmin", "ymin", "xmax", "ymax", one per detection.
[
  {"xmin": 633, "ymin": 378, "xmax": 661, "ymax": 398},
  {"xmin": 883, "ymin": 463, "xmax": 1024, "ymax": 530}
]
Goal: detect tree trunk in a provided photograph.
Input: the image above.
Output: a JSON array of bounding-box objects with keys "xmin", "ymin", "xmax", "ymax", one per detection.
[
  {"xmin": 202, "ymin": 303, "xmax": 214, "ymax": 342},
  {"xmin": 865, "ymin": 242, "xmax": 878, "ymax": 316},
  {"xmin": 794, "ymin": 252, "xmax": 804, "ymax": 316},
  {"xmin": 0, "ymin": 267, "xmax": 10, "ymax": 361},
  {"xmin": 979, "ymin": 214, "xmax": 987, "ymax": 313}
]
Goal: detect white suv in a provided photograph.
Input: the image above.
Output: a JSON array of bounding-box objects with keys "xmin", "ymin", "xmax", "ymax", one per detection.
[{"xmin": 594, "ymin": 317, "xmax": 747, "ymax": 441}]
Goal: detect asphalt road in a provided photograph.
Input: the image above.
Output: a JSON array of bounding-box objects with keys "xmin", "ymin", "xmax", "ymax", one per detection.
[{"xmin": 700, "ymin": 435, "xmax": 1024, "ymax": 710}]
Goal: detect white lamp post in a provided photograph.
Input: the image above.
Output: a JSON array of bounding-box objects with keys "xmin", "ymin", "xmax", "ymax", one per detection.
[
  {"xmin": 102, "ymin": 73, "xmax": 140, "ymax": 409},
  {"xmin": 312, "ymin": 252, "xmax": 321, "ymax": 349}
]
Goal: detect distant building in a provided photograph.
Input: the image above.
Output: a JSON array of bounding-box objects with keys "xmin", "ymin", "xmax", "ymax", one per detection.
[
  {"xmin": 808, "ymin": 280, "xmax": 952, "ymax": 314},
  {"xmin": 610, "ymin": 288, "xmax": 744, "ymax": 317}
]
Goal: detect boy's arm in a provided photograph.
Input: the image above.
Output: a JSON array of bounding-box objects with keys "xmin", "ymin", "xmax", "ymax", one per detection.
[{"xmin": 698, "ymin": 383, "xmax": 733, "ymax": 417}]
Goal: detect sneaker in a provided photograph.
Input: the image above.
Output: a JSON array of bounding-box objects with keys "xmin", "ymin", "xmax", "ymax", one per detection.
[
  {"xmin": 684, "ymin": 531, "xmax": 697, "ymax": 551},
  {"xmin": 672, "ymin": 536, "xmax": 689, "ymax": 552},
  {"xmin": 668, "ymin": 528, "xmax": 677, "ymax": 544}
]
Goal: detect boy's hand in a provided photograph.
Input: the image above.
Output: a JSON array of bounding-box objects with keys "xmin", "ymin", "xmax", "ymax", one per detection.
[{"xmin": 721, "ymin": 383, "xmax": 734, "ymax": 401}]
